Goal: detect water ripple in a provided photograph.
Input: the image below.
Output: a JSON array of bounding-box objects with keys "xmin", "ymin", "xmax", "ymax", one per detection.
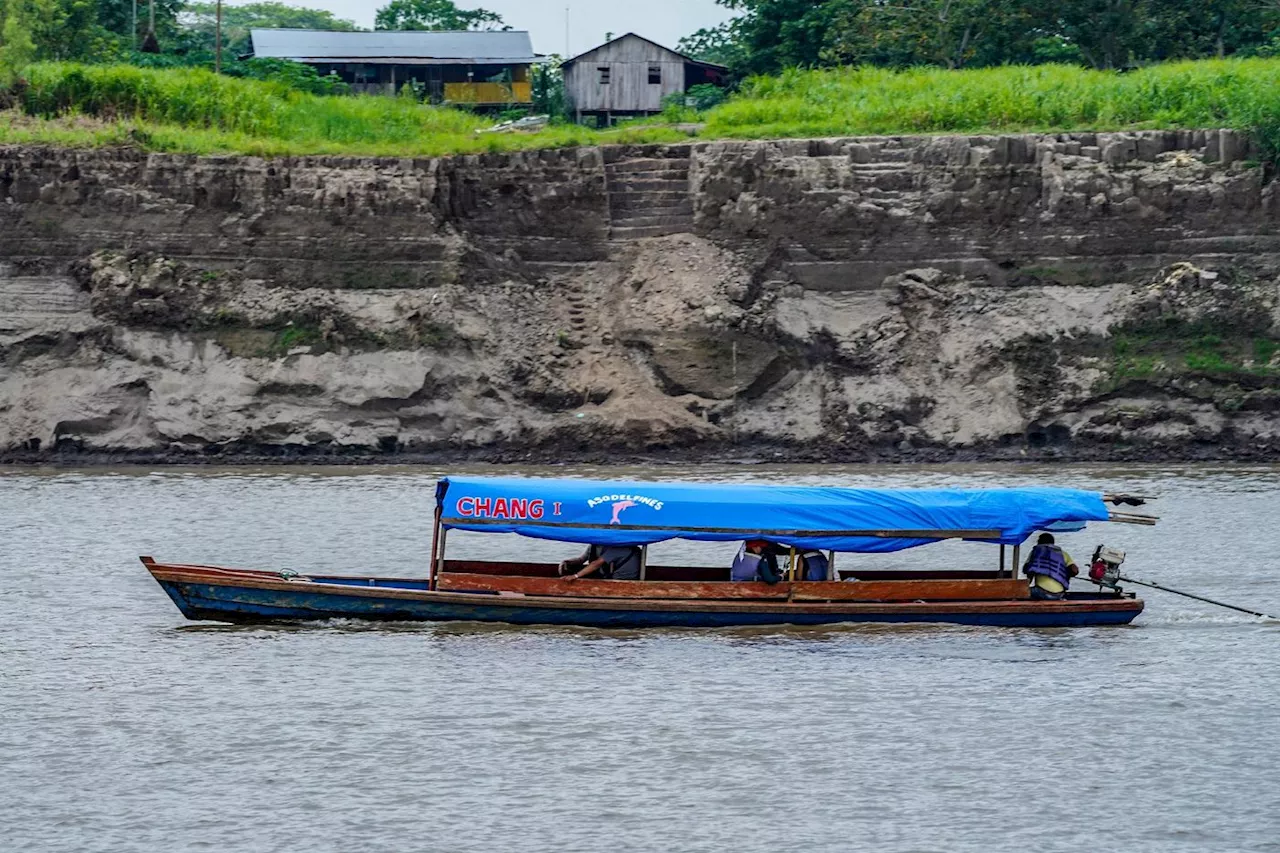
[{"xmin": 2, "ymin": 463, "xmax": 1278, "ymax": 852}]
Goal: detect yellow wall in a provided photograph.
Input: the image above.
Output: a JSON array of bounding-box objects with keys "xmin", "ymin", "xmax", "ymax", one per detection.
[{"xmin": 444, "ymin": 82, "xmax": 533, "ymax": 104}]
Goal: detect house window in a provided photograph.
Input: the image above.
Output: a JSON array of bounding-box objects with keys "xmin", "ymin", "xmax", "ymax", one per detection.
[
  {"xmin": 648, "ymin": 65, "xmax": 661, "ymax": 84},
  {"xmin": 598, "ymin": 66, "xmax": 611, "ymax": 84}
]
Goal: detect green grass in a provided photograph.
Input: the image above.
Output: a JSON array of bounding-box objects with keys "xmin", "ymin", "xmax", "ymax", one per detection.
[
  {"xmin": 2, "ymin": 62, "xmax": 686, "ymax": 156},
  {"xmin": 704, "ymin": 59, "xmax": 1280, "ymax": 156},
  {"xmin": 7, "ymin": 58, "xmax": 1280, "ymax": 157},
  {"xmin": 1111, "ymin": 323, "xmax": 1280, "ymax": 380}
]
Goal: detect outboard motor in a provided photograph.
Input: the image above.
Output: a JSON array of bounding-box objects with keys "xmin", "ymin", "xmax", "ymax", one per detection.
[{"xmin": 1089, "ymin": 545, "xmax": 1125, "ymax": 588}]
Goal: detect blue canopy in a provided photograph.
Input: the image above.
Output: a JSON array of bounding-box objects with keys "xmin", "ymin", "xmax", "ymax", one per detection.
[{"xmin": 436, "ymin": 477, "xmax": 1111, "ymax": 553}]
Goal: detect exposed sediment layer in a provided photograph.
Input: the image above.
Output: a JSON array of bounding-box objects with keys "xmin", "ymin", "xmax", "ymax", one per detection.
[{"xmin": 2, "ymin": 131, "xmax": 1278, "ymax": 462}]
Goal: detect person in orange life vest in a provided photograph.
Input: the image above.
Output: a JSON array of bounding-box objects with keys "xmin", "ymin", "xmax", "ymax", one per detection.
[{"xmin": 1022, "ymin": 532, "xmax": 1079, "ymax": 600}]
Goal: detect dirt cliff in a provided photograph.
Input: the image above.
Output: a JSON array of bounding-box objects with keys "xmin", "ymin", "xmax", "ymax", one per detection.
[{"xmin": 2, "ymin": 131, "xmax": 1278, "ymax": 463}]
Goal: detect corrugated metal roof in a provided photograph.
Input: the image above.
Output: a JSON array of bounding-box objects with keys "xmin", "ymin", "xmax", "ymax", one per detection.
[
  {"xmin": 562, "ymin": 32, "xmax": 728, "ymax": 71},
  {"xmin": 250, "ymin": 29, "xmax": 538, "ymax": 64}
]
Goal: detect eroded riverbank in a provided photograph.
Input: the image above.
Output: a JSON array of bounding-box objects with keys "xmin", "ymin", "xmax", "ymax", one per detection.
[{"xmin": 3, "ymin": 132, "xmax": 1278, "ymax": 463}]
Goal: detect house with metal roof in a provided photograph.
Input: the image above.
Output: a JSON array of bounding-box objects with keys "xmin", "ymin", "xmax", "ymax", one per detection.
[
  {"xmin": 249, "ymin": 29, "xmax": 540, "ymax": 106},
  {"xmin": 562, "ymin": 33, "xmax": 728, "ymax": 124}
]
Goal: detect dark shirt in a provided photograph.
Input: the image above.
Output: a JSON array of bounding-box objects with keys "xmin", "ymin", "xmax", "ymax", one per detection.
[{"xmin": 587, "ymin": 544, "xmax": 642, "ymax": 580}]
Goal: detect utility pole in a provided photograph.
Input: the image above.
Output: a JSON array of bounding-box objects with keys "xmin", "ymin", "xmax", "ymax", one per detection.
[
  {"xmin": 215, "ymin": 0, "xmax": 223, "ymax": 74},
  {"xmin": 140, "ymin": 0, "xmax": 159, "ymax": 53}
]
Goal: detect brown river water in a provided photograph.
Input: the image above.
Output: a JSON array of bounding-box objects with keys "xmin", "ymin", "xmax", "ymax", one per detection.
[{"xmin": 2, "ymin": 463, "xmax": 1278, "ymax": 852}]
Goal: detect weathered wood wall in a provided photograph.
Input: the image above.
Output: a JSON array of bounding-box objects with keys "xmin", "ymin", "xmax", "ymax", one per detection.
[{"xmin": 566, "ymin": 35, "xmax": 686, "ymax": 114}]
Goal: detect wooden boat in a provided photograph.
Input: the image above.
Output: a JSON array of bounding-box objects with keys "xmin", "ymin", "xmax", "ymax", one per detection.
[{"xmin": 142, "ymin": 476, "xmax": 1155, "ymax": 629}]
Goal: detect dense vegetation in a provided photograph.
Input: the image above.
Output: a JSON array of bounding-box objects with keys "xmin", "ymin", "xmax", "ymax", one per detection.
[
  {"xmin": 0, "ymin": 0, "xmax": 505, "ymax": 83},
  {"xmin": 3, "ymin": 62, "xmax": 683, "ymax": 155},
  {"xmin": 7, "ymin": 57, "xmax": 1280, "ymax": 159},
  {"xmin": 3, "ymin": 0, "xmax": 1280, "ymax": 159},
  {"xmin": 705, "ymin": 59, "xmax": 1280, "ymax": 151},
  {"xmin": 681, "ymin": 0, "xmax": 1280, "ymax": 75}
]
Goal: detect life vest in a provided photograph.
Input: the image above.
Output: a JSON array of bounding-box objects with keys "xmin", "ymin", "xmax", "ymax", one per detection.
[
  {"xmin": 1024, "ymin": 544, "xmax": 1071, "ymax": 588},
  {"xmin": 731, "ymin": 545, "xmax": 763, "ymax": 582},
  {"xmin": 801, "ymin": 550, "xmax": 830, "ymax": 581},
  {"xmin": 731, "ymin": 545, "xmax": 782, "ymax": 584}
]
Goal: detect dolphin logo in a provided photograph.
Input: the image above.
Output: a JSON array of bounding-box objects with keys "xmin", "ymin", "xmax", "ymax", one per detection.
[{"xmin": 610, "ymin": 500, "xmax": 637, "ymax": 524}]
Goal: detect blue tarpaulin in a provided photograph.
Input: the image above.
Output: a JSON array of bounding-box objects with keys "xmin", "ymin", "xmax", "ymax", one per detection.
[{"xmin": 436, "ymin": 477, "xmax": 1110, "ymax": 553}]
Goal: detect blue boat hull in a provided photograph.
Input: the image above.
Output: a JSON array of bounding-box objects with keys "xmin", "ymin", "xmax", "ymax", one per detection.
[{"xmin": 157, "ymin": 578, "xmax": 1143, "ymax": 629}]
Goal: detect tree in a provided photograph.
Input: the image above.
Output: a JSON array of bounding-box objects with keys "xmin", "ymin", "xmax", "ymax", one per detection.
[
  {"xmin": 677, "ymin": 21, "xmax": 750, "ymax": 70},
  {"xmin": 183, "ymin": 2, "xmax": 360, "ymax": 58},
  {"xmin": 374, "ymin": 0, "xmax": 506, "ymax": 31},
  {"xmin": 1134, "ymin": 0, "xmax": 1274, "ymax": 61},
  {"xmin": 531, "ymin": 54, "xmax": 564, "ymax": 117},
  {"xmin": 688, "ymin": 0, "xmax": 1280, "ymax": 73},
  {"xmin": 1041, "ymin": 0, "xmax": 1144, "ymax": 68},
  {"xmin": 2, "ymin": 0, "xmax": 112, "ymax": 71},
  {"xmin": 822, "ymin": 0, "xmax": 1047, "ymax": 69},
  {"xmin": 0, "ymin": 0, "xmax": 38, "ymax": 85},
  {"xmin": 32, "ymin": 0, "xmax": 104, "ymax": 59},
  {"xmin": 718, "ymin": 0, "xmax": 845, "ymax": 74}
]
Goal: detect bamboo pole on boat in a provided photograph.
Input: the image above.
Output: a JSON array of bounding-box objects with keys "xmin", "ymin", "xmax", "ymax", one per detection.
[
  {"xmin": 1000, "ymin": 544, "xmax": 1006, "ymax": 578},
  {"xmin": 1102, "ymin": 492, "xmax": 1155, "ymax": 505},
  {"xmin": 1107, "ymin": 511, "xmax": 1159, "ymax": 525},
  {"xmin": 1012, "ymin": 544, "xmax": 1021, "ymax": 577},
  {"xmin": 640, "ymin": 545, "xmax": 648, "ymax": 581}
]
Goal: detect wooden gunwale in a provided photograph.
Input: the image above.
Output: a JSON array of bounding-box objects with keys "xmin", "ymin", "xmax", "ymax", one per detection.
[
  {"xmin": 143, "ymin": 561, "xmax": 1142, "ymax": 617},
  {"xmin": 436, "ymin": 572, "xmax": 1030, "ymax": 602},
  {"xmin": 441, "ymin": 560, "xmax": 1010, "ymax": 582}
]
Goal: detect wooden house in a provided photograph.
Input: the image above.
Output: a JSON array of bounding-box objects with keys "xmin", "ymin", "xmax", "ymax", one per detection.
[
  {"xmin": 562, "ymin": 33, "xmax": 728, "ymax": 124},
  {"xmin": 249, "ymin": 29, "xmax": 540, "ymax": 106}
]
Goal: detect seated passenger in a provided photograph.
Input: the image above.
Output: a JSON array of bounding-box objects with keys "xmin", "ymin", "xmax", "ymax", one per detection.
[
  {"xmin": 1022, "ymin": 533, "xmax": 1079, "ymax": 600},
  {"xmin": 731, "ymin": 540, "xmax": 783, "ymax": 584},
  {"xmin": 797, "ymin": 549, "xmax": 830, "ymax": 582},
  {"xmin": 559, "ymin": 544, "xmax": 643, "ymax": 581}
]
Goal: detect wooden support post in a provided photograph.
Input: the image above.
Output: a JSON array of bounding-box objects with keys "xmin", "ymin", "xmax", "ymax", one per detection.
[
  {"xmin": 640, "ymin": 545, "xmax": 648, "ymax": 581},
  {"xmin": 1000, "ymin": 544, "xmax": 1006, "ymax": 578},
  {"xmin": 1012, "ymin": 544, "xmax": 1021, "ymax": 579},
  {"xmin": 434, "ymin": 528, "xmax": 448, "ymax": 590},
  {"xmin": 827, "ymin": 551, "xmax": 835, "ymax": 581},
  {"xmin": 428, "ymin": 506, "xmax": 442, "ymax": 590}
]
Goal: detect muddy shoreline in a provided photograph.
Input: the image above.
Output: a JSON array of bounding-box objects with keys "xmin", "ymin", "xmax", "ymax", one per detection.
[{"xmin": 4, "ymin": 438, "xmax": 1277, "ymax": 468}]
